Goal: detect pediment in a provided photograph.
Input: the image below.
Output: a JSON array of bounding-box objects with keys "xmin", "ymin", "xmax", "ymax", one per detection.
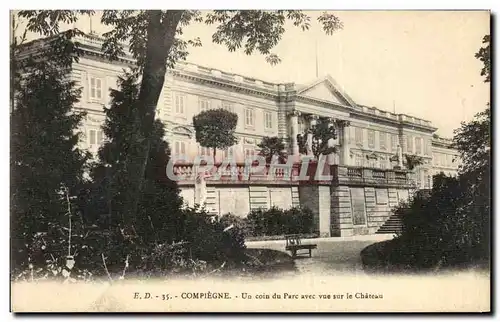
[
  {"xmin": 171, "ymin": 126, "xmax": 193, "ymax": 138},
  {"xmin": 300, "ymin": 82, "xmax": 346, "ymax": 105},
  {"xmin": 297, "ymin": 75, "xmax": 356, "ymax": 108}
]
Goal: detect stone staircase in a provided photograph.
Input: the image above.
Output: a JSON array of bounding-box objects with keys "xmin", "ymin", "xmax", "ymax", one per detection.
[{"xmin": 376, "ymin": 213, "xmax": 404, "ymax": 234}]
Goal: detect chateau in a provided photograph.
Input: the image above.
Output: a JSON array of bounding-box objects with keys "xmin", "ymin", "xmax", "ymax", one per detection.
[{"xmin": 19, "ymin": 33, "xmax": 461, "ymax": 237}]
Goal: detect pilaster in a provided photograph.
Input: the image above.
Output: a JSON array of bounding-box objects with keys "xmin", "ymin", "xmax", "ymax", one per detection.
[{"xmin": 330, "ymin": 185, "xmax": 354, "ymax": 237}]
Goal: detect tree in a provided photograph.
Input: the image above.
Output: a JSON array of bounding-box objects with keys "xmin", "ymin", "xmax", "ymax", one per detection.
[
  {"xmin": 451, "ymin": 36, "xmax": 491, "ymax": 259},
  {"xmin": 89, "ymin": 70, "xmax": 183, "ymax": 246},
  {"xmin": 404, "ymin": 154, "xmax": 424, "ymax": 171},
  {"xmin": 387, "ymin": 33, "xmax": 492, "ymax": 269},
  {"xmin": 193, "ymin": 108, "xmax": 238, "ymax": 160},
  {"xmin": 475, "ymin": 35, "xmax": 490, "ymax": 83},
  {"xmin": 297, "ymin": 117, "xmax": 338, "ymax": 158},
  {"xmin": 257, "ymin": 136, "xmax": 287, "ymax": 164},
  {"xmin": 18, "ymin": 9, "xmax": 343, "ymax": 239},
  {"xmin": 10, "ymin": 31, "xmax": 90, "ymax": 273}
]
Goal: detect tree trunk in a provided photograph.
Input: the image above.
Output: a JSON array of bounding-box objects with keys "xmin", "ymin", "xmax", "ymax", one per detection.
[{"xmin": 120, "ymin": 10, "xmax": 184, "ymax": 231}]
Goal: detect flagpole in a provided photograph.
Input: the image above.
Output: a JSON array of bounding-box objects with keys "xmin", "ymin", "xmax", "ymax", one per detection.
[{"xmin": 315, "ymin": 38, "xmax": 319, "ymax": 78}]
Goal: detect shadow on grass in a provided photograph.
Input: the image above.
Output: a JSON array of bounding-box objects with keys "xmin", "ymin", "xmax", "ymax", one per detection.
[
  {"xmin": 361, "ymin": 238, "xmax": 490, "ymax": 276},
  {"xmin": 212, "ymin": 248, "xmax": 299, "ymax": 281}
]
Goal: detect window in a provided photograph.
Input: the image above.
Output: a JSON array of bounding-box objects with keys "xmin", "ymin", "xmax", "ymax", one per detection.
[
  {"xmin": 355, "ymin": 155, "xmax": 363, "ymax": 167},
  {"xmin": 89, "ymin": 129, "xmax": 96, "ymax": 145},
  {"xmin": 244, "ymin": 108, "xmax": 255, "ymax": 127},
  {"xmin": 223, "ymin": 147, "xmax": 234, "ymax": 159},
  {"xmin": 199, "ymin": 98, "xmax": 211, "ymax": 112},
  {"xmin": 415, "ymin": 137, "xmax": 422, "ymax": 154},
  {"xmin": 406, "ymin": 135, "xmax": 413, "ymax": 153},
  {"xmin": 264, "ymin": 111, "xmax": 273, "ymax": 129},
  {"xmin": 416, "ymin": 169, "xmax": 422, "ymax": 187},
  {"xmin": 89, "ymin": 77, "xmax": 103, "ymax": 100},
  {"xmin": 425, "ymin": 138, "xmax": 432, "ymax": 155},
  {"xmin": 379, "ymin": 132, "xmax": 387, "ymax": 150},
  {"xmin": 222, "ymin": 101, "xmax": 233, "ymax": 112},
  {"xmin": 355, "ymin": 127, "xmax": 363, "ymax": 145},
  {"xmin": 199, "ymin": 146, "xmax": 212, "ymax": 156},
  {"xmin": 173, "ymin": 141, "xmax": 187, "ymax": 156},
  {"xmin": 97, "ymin": 130, "xmax": 104, "ymax": 144},
  {"xmin": 391, "ymin": 134, "xmax": 398, "ymax": 151},
  {"xmin": 368, "ymin": 130, "xmax": 375, "ymax": 148},
  {"xmin": 175, "ymin": 94, "xmax": 186, "ymax": 115},
  {"xmin": 435, "ymin": 153, "xmax": 441, "ymax": 166},
  {"xmin": 244, "ymin": 147, "xmax": 256, "ymax": 157},
  {"xmin": 380, "ymin": 156, "xmax": 389, "ymax": 169}
]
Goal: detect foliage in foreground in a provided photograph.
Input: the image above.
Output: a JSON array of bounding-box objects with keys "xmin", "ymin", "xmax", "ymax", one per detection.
[
  {"xmin": 12, "ymin": 206, "xmax": 248, "ymax": 282},
  {"xmin": 10, "ymin": 31, "xmax": 91, "ymax": 277},
  {"xmin": 387, "ymin": 174, "xmax": 487, "ymax": 269},
  {"xmin": 11, "ymin": 70, "xmax": 248, "ymax": 283},
  {"xmin": 381, "ymin": 107, "xmax": 490, "ymax": 270}
]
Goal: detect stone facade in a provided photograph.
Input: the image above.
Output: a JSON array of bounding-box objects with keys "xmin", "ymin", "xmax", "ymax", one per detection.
[{"xmin": 17, "ymin": 33, "xmax": 462, "ymax": 236}]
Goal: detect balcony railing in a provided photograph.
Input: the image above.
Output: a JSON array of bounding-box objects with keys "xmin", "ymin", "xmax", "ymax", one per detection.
[
  {"xmin": 171, "ymin": 162, "xmax": 301, "ymax": 185},
  {"xmin": 337, "ymin": 165, "xmax": 415, "ymax": 188},
  {"xmin": 170, "ymin": 161, "xmax": 416, "ymax": 188}
]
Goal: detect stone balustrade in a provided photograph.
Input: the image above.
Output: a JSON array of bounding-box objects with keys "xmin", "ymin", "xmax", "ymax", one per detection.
[
  {"xmin": 171, "ymin": 161, "xmax": 302, "ymax": 185},
  {"xmin": 169, "ymin": 160, "xmax": 416, "ymax": 189},
  {"xmin": 336, "ymin": 165, "xmax": 415, "ymax": 188}
]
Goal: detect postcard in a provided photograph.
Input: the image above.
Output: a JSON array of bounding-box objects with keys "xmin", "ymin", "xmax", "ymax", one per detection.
[{"xmin": 9, "ymin": 9, "xmax": 491, "ymax": 313}]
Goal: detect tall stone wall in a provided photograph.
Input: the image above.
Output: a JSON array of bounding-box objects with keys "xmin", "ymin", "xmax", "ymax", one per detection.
[
  {"xmin": 298, "ymin": 185, "xmax": 332, "ymax": 237},
  {"xmin": 179, "ymin": 185, "xmax": 299, "ymax": 217},
  {"xmin": 298, "ymin": 186, "xmax": 319, "ymax": 234},
  {"xmin": 330, "ymin": 185, "xmax": 412, "ymax": 236},
  {"xmin": 180, "ymin": 182, "xmax": 411, "ymax": 236}
]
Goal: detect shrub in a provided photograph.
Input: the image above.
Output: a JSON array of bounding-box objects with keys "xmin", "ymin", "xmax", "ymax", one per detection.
[
  {"xmin": 220, "ymin": 213, "xmax": 249, "ymax": 246},
  {"xmin": 175, "ymin": 207, "xmax": 247, "ymax": 266},
  {"xmin": 390, "ymin": 173, "xmax": 489, "ymax": 269},
  {"xmin": 283, "ymin": 207, "xmax": 314, "ymax": 235},
  {"xmin": 245, "ymin": 206, "xmax": 314, "ymax": 237},
  {"xmin": 12, "ymin": 206, "xmax": 249, "ymax": 282}
]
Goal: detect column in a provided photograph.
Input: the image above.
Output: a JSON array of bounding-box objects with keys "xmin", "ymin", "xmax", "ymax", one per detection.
[
  {"xmin": 307, "ymin": 115, "xmax": 318, "ymax": 157},
  {"xmin": 289, "ymin": 111, "xmax": 300, "ymax": 157},
  {"xmin": 337, "ymin": 120, "xmax": 351, "ymax": 166},
  {"xmin": 327, "ymin": 118, "xmax": 337, "ymax": 165}
]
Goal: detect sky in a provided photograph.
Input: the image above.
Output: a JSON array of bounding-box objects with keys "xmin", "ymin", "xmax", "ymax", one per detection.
[{"xmin": 14, "ymin": 10, "xmax": 490, "ymax": 138}]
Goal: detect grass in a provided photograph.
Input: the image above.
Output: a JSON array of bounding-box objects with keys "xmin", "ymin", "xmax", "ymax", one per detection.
[
  {"xmin": 215, "ymin": 248, "xmax": 298, "ymax": 280},
  {"xmin": 361, "ymin": 238, "xmax": 491, "ymax": 275}
]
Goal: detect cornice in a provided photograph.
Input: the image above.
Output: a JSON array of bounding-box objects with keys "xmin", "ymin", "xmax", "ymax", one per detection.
[
  {"xmin": 295, "ymin": 94, "xmax": 353, "ymax": 112},
  {"xmin": 349, "ymin": 109, "xmax": 403, "ymax": 128},
  {"xmin": 349, "ymin": 108, "xmax": 437, "ymax": 133},
  {"xmin": 78, "ymin": 44, "xmax": 136, "ymax": 66},
  {"xmin": 172, "ymin": 70, "xmax": 280, "ymax": 101},
  {"xmin": 399, "ymin": 120, "xmax": 438, "ymax": 133}
]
